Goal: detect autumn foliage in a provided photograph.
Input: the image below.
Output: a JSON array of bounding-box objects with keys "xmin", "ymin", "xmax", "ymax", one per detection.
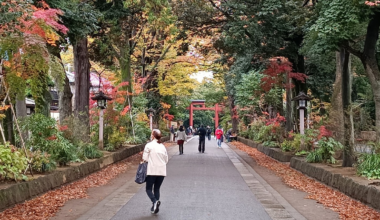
[
  {"xmin": 365, "ymin": 1, "xmax": 380, "ymax": 6},
  {"xmin": 261, "ymin": 59, "xmax": 307, "ymax": 92},
  {"xmin": 1, "ymin": 0, "xmax": 68, "ymax": 45}
]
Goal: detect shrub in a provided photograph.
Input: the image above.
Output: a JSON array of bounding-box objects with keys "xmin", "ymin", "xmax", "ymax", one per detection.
[
  {"xmin": 306, "ymin": 137, "xmax": 343, "ymax": 164},
  {"xmin": 239, "ymin": 130, "xmax": 249, "ymax": 139},
  {"xmin": 281, "ymin": 140, "xmax": 294, "ymax": 152},
  {"xmin": 133, "ymin": 121, "xmax": 151, "ymax": 142},
  {"xmin": 50, "ymin": 135, "xmax": 77, "ymax": 166},
  {"xmin": 26, "ymin": 150, "xmax": 55, "ymax": 173},
  {"xmin": 158, "ymin": 120, "xmax": 170, "ymax": 137},
  {"xmin": 78, "ymin": 143, "xmax": 103, "ymax": 159},
  {"xmin": 286, "ymin": 129, "xmax": 319, "ymax": 152},
  {"xmin": 60, "ymin": 115, "xmax": 90, "ymax": 144},
  {"xmin": 248, "ymin": 120, "xmax": 265, "ymax": 140},
  {"xmin": 254, "ymin": 125, "xmax": 273, "ymax": 142},
  {"xmin": 254, "ymin": 124, "xmax": 283, "ymax": 146},
  {"xmin": 306, "ymin": 151, "xmax": 322, "ymax": 163},
  {"xmin": 367, "ymin": 142, "xmax": 380, "ymax": 154},
  {"xmin": 263, "ymin": 141, "xmax": 277, "ymax": 147},
  {"xmin": 19, "ymin": 114, "xmax": 78, "ymax": 166},
  {"xmin": 0, "ymin": 144, "xmax": 28, "ymax": 181},
  {"xmin": 125, "ymin": 136, "xmax": 144, "ymax": 145},
  {"xmin": 18, "ymin": 114, "xmax": 57, "ymax": 152},
  {"xmin": 357, "ymin": 153, "xmax": 380, "ymax": 179},
  {"xmin": 107, "ymin": 129, "xmax": 126, "ymax": 150}
]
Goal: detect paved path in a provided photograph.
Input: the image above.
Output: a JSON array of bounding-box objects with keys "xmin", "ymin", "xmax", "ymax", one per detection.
[{"xmin": 78, "ymin": 137, "xmax": 305, "ymax": 220}]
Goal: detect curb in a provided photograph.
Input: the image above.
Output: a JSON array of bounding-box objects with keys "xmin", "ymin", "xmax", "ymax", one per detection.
[
  {"xmin": 237, "ymin": 136, "xmax": 380, "ymax": 211},
  {"xmin": 290, "ymin": 157, "xmax": 380, "ymax": 211}
]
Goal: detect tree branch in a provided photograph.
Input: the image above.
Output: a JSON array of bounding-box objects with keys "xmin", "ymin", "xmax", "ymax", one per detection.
[
  {"xmin": 207, "ymin": 0, "xmax": 233, "ymax": 19},
  {"xmin": 150, "ymin": 43, "xmax": 173, "ymax": 72},
  {"xmin": 340, "ymin": 42, "xmax": 363, "ymax": 60}
]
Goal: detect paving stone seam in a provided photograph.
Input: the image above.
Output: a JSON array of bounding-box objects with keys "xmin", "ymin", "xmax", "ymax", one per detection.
[{"xmin": 222, "ymin": 144, "xmax": 306, "ymax": 220}]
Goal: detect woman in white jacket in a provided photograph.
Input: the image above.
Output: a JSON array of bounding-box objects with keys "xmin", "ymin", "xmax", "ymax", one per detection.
[
  {"xmin": 143, "ymin": 129, "xmax": 168, "ymax": 214},
  {"xmin": 176, "ymin": 125, "xmax": 187, "ymax": 155}
]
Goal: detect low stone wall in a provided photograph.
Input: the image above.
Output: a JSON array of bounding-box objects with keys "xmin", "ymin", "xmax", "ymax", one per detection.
[
  {"xmin": 290, "ymin": 157, "xmax": 380, "ymax": 210},
  {"xmin": 0, "ymin": 137, "xmax": 169, "ymax": 211},
  {"xmin": 237, "ymin": 136, "xmax": 380, "ymax": 210},
  {"xmin": 237, "ymin": 137, "xmax": 293, "ymax": 162}
]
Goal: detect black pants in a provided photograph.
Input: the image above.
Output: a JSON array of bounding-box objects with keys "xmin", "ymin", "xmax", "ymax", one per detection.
[
  {"xmin": 146, "ymin": 175, "xmax": 165, "ymax": 203},
  {"xmin": 179, "ymin": 144, "xmax": 184, "ymax": 154},
  {"xmin": 198, "ymin": 139, "xmax": 205, "ymax": 153}
]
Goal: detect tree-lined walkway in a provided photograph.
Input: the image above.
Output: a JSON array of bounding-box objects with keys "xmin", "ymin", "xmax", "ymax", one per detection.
[{"xmin": 76, "ymin": 137, "xmax": 305, "ymax": 220}]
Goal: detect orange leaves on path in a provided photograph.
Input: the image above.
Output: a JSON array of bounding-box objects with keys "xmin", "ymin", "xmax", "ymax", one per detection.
[
  {"xmin": 0, "ymin": 153, "xmax": 143, "ymax": 220},
  {"xmin": 0, "ymin": 141, "xmax": 176, "ymax": 220},
  {"xmin": 231, "ymin": 142, "xmax": 380, "ymax": 220}
]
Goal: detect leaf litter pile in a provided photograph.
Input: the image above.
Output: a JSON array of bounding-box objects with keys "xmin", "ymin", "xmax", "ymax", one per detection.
[
  {"xmin": 231, "ymin": 141, "xmax": 380, "ymax": 220},
  {"xmin": 0, "ymin": 142, "xmax": 176, "ymax": 220}
]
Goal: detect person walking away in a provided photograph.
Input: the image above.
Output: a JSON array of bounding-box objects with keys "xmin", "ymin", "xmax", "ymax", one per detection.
[
  {"xmin": 176, "ymin": 126, "xmax": 187, "ymax": 155},
  {"xmin": 196, "ymin": 125, "xmax": 207, "ymax": 153},
  {"xmin": 143, "ymin": 129, "xmax": 168, "ymax": 214},
  {"xmin": 215, "ymin": 126, "xmax": 224, "ymax": 148},
  {"xmin": 170, "ymin": 125, "xmax": 175, "ymax": 142},
  {"xmin": 206, "ymin": 126, "xmax": 212, "ymax": 141}
]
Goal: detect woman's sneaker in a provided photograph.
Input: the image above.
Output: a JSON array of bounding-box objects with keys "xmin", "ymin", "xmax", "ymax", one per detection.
[
  {"xmin": 152, "ymin": 201, "xmax": 161, "ymax": 214},
  {"xmin": 155, "ymin": 201, "xmax": 161, "ymax": 213}
]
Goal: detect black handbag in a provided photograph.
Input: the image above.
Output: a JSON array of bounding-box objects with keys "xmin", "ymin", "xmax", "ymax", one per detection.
[{"xmin": 135, "ymin": 162, "xmax": 148, "ymax": 184}]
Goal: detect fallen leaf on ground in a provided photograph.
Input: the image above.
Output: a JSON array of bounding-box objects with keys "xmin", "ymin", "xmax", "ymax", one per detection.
[
  {"xmin": 0, "ymin": 141, "xmax": 175, "ymax": 220},
  {"xmin": 231, "ymin": 141, "xmax": 380, "ymax": 220}
]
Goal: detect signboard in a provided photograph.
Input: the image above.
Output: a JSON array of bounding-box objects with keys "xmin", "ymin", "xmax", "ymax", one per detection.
[{"xmin": 170, "ymin": 121, "xmax": 178, "ymax": 128}]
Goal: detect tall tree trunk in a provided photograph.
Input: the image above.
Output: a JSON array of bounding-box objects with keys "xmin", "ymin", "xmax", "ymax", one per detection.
[
  {"xmin": 4, "ymin": 107, "xmax": 14, "ymax": 145},
  {"xmin": 288, "ymin": 35, "xmax": 307, "ymax": 132},
  {"xmin": 341, "ymin": 48, "xmax": 354, "ymax": 167},
  {"xmin": 363, "ymin": 12, "xmax": 380, "ymax": 141},
  {"xmin": 229, "ymin": 95, "xmax": 238, "ymax": 133},
  {"xmin": 16, "ymin": 98, "xmax": 27, "ymax": 118},
  {"xmin": 120, "ymin": 43, "xmax": 133, "ymax": 106},
  {"xmin": 329, "ymin": 52, "xmax": 345, "ymax": 144},
  {"xmin": 16, "ymin": 97, "xmax": 28, "ymax": 142},
  {"xmin": 345, "ymin": 11, "xmax": 380, "ymax": 141},
  {"xmin": 34, "ymin": 74, "xmax": 50, "ymax": 117},
  {"xmin": 285, "ymin": 74, "xmax": 292, "ymax": 132},
  {"xmin": 74, "ymin": 38, "xmax": 90, "ymax": 139},
  {"xmin": 47, "ymin": 44, "xmax": 73, "ymax": 123},
  {"xmin": 59, "ymin": 75, "xmax": 73, "ymax": 122}
]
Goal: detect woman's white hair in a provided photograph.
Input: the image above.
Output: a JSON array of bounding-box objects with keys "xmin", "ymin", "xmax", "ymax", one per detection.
[{"xmin": 152, "ymin": 129, "xmax": 161, "ymax": 136}]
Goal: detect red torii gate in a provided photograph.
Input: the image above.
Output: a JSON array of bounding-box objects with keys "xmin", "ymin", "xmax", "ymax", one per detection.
[{"xmin": 186, "ymin": 100, "xmax": 223, "ymax": 129}]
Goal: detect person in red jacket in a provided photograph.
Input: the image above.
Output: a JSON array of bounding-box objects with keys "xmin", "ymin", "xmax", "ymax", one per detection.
[{"xmin": 215, "ymin": 126, "xmax": 224, "ymax": 148}]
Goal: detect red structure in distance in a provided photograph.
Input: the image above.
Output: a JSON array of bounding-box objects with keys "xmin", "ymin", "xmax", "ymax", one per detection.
[{"xmin": 186, "ymin": 100, "xmax": 223, "ymax": 129}]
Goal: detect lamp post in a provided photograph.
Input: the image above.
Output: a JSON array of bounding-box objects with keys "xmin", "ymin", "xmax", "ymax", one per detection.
[
  {"xmin": 292, "ymin": 92, "xmax": 311, "ymax": 135},
  {"xmin": 91, "ymin": 91, "xmax": 112, "ymax": 149},
  {"xmin": 146, "ymin": 108, "xmax": 156, "ymax": 131}
]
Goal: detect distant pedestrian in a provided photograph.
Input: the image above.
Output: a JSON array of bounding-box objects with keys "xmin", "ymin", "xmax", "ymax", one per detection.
[
  {"xmin": 215, "ymin": 126, "xmax": 224, "ymax": 148},
  {"xmin": 142, "ymin": 129, "xmax": 169, "ymax": 214},
  {"xmin": 227, "ymin": 128, "xmax": 232, "ymax": 143},
  {"xmin": 196, "ymin": 125, "xmax": 207, "ymax": 153},
  {"xmin": 177, "ymin": 126, "xmax": 187, "ymax": 155},
  {"xmin": 206, "ymin": 126, "xmax": 212, "ymax": 141},
  {"xmin": 170, "ymin": 125, "xmax": 175, "ymax": 142}
]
